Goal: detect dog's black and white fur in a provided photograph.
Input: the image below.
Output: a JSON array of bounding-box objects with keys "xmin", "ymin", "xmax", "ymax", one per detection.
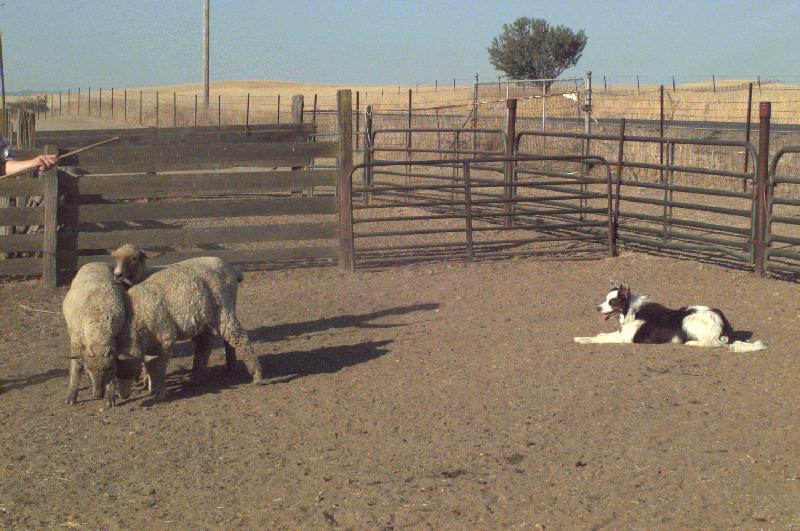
[{"xmin": 574, "ymin": 283, "xmax": 766, "ymax": 352}]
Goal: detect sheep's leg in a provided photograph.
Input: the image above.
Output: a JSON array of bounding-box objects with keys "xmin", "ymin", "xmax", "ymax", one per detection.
[
  {"xmin": 223, "ymin": 341, "xmax": 237, "ymax": 374},
  {"xmin": 219, "ymin": 312, "xmax": 262, "ymax": 383},
  {"xmin": 145, "ymin": 353, "xmax": 170, "ymax": 400},
  {"xmin": 66, "ymin": 355, "xmax": 84, "ymax": 405},
  {"xmin": 191, "ymin": 330, "xmax": 214, "ymax": 385}
]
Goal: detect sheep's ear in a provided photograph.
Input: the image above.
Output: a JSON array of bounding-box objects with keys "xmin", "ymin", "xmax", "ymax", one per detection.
[
  {"xmin": 143, "ymin": 249, "xmax": 165, "ymax": 259},
  {"xmin": 89, "ymin": 345, "xmax": 113, "ymax": 358},
  {"xmin": 618, "ymin": 283, "xmax": 630, "ymax": 298}
]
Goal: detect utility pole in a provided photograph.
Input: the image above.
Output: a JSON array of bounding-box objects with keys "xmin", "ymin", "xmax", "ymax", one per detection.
[
  {"xmin": 0, "ymin": 32, "xmax": 6, "ymax": 137},
  {"xmin": 202, "ymin": 0, "xmax": 210, "ymax": 106}
]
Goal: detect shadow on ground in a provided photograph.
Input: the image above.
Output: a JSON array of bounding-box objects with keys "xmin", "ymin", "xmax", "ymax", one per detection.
[
  {"xmin": 248, "ymin": 302, "xmax": 439, "ymax": 343},
  {"xmin": 139, "ymin": 339, "xmax": 394, "ymax": 406}
]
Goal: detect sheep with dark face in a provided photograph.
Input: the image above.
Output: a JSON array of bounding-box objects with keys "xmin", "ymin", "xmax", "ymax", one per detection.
[
  {"xmin": 117, "ymin": 261, "xmax": 263, "ymax": 400},
  {"xmin": 111, "ymin": 244, "xmax": 245, "ymax": 375},
  {"xmin": 62, "ymin": 263, "xmax": 127, "ymax": 406}
]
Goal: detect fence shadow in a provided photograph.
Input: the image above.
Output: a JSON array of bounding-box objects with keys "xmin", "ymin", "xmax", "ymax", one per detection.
[
  {"xmin": 248, "ymin": 302, "xmax": 439, "ymax": 344},
  {"xmin": 0, "ymin": 368, "xmax": 68, "ymax": 394},
  {"xmin": 260, "ymin": 339, "xmax": 394, "ymax": 384}
]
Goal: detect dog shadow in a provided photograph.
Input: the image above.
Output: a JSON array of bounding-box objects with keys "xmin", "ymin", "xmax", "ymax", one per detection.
[
  {"xmin": 137, "ymin": 339, "xmax": 394, "ymax": 406},
  {"xmin": 732, "ymin": 330, "xmax": 754, "ymax": 341}
]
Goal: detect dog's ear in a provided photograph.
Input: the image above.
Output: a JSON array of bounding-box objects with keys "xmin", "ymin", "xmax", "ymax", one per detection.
[{"xmin": 618, "ymin": 283, "xmax": 630, "ymax": 298}]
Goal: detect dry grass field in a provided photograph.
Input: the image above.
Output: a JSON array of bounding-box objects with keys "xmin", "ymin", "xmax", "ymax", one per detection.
[{"xmin": 24, "ymin": 77, "xmax": 800, "ymax": 129}]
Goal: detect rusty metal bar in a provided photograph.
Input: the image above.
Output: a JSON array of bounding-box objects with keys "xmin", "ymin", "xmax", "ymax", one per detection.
[
  {"xmin": 753, "ymin": 102, "xmax": 771, "ymax": 277},
  {"xmin": 463, "ymin": 161, "xmax": 474, "ymax": 261},
  {"xmin": 504, "ymin": 99, "xmax": 517, "ymax": 228}
]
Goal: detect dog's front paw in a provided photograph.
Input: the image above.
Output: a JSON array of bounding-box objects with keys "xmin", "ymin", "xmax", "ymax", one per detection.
[{"xmin": 574, "ymin": 337, "xmax": 593, "ymax": 344}]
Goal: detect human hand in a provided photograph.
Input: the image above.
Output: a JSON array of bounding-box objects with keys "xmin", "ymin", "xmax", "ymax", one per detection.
[{"xmin": 35, "ymin": 155, "xmax": 58, "ymax": 171}]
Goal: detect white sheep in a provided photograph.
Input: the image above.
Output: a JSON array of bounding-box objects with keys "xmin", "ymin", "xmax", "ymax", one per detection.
[
  {"xmin": 62, "ymin": 262, "xmax": 129, "ymax": 406},
  {"xmin": 110, "ymin": 244, "xmax": 244, "ymax": 375},
  {"xmin": 117, "ymin": 260, "xmax": 263, "ymax": 400}
]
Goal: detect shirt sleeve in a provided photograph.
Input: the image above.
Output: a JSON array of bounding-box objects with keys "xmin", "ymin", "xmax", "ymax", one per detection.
[{"xmin": 1, "ymin": 135, "xmax": 15, "ymax": 161}]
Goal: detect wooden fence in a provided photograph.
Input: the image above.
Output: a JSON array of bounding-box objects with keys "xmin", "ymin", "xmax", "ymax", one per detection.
[{"xmin": 0, "ymin": 91, "xmax": 356, "ymax": 286}]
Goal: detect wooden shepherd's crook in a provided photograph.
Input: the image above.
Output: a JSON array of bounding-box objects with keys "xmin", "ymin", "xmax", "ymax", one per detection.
[{"xmin": 1, "ymin": 136, "xmax": 120, "ymax": 179}]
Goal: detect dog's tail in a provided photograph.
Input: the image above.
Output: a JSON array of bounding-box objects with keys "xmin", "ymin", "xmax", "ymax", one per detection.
[{"xmin": 729, "ymin": 340, "xmax": 767, "ymax": 353}]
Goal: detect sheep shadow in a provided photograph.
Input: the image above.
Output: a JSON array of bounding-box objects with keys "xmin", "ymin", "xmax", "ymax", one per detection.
[
  {"xmin": 248, "ymin": 302, "xmax": 439, "ymax": 344},
  {"xmin": 139, "ymin": 339, "xmax": 394, "ymax": 406}
]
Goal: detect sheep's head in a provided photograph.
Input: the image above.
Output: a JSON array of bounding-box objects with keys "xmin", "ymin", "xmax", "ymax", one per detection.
[
  {"xmin": 82, "ymin": 344, "xmax": 117, "ymax": 399},
  {"xmin": 111, "ymin": 244, "xmax": 147, "ymax": 286},
  {"xmin": 114, "ymin": 355, "xmax": 142, "ymax": 400}
]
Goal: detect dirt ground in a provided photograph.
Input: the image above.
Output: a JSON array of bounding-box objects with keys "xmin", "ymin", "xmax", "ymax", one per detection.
[{"xmin": 1, "ymin": 252, "xmax": 799, "ymax": 528}]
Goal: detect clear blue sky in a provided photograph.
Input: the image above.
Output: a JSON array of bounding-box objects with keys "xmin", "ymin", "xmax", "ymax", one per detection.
[{"xmin": 1, "ymin": 0, "xmax": 798, "ymax": 92}]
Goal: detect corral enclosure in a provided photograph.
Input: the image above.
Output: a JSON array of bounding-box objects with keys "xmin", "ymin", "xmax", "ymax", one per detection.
[{"xmin": 1, "ymin": 87, "xmax": 800, "ymax": 527}]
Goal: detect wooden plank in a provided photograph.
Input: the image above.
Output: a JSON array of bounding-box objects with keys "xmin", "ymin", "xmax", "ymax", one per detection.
[
  {"xmin": 0, "ymin": 178, "xmax": 45, "ymax": 196},
  {"xmin": 70, "ymin": 196, "xmax": 337, "ymax": 223},
  {"xmin": 101, "ymin": 141, "xmax": 337, "ymax": 163},
  {"xmin": 0, "ymin": 257, "xmax": 41, "ymax": 276},
  {"xmin": 38, "ymin": 123, "xmax": 313, "ymax": 139},
  {"xmin": 64, "ymin": 141, "xmax": 337, "ymax": 173},
  {"xmin": 37, "ymin": 126, "xmax": 315, "ymax": 148},
  {"xmin": 72, "ymin": 159, "xmax": 310, "ymax": 175},
  {"xmin": 75, "ymin": 222, "xmax": 338, "ymax": 249},
  {"xmin": 42, "ymin": 165, "xmax": 58, "ymax": 287},
  {"xmin": 74, "ymin": 246, "xmax": 338, "ymax": 268},
  {"xmin": 0, "ymin": 207, "xmax": 44, "ymax": 226},
  {"xmin": 77, "ymin": 169, "xmax": 337, "ymax": 196},
  {"xmin": 0, "ymin": 233, "xmax": 42, "ymax": 252}
]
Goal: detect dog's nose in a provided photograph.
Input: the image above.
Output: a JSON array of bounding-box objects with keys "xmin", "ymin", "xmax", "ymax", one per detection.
[{"xmin": 596, "ymin": 305, "xmax": 603, "ymax": 312}]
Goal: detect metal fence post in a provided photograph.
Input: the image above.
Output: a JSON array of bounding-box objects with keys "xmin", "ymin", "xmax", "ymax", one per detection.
[
  {"xmin": 612, "ymin": 118, "xmax": 626, "ymax": 256},
  {"xmin": 580, "ymin": 71, "xmax": 592, "ymax": 219},
  {"xmin": 753, "ymin": 102, "xmax": 771, "ymax": 277},
  {"xmin": 337, "ymin": 90, "xmax": 355, "ymax": 271},
  {"xmin": 743, "ymin": 82, "xmax": 753, "ymax": 192},
  {"xmin": 503, "ymin": 98, "xmax": 517, "ymax": 228},
  {"xmin": 364, "ymin": 105, "xmax": 373, "ymax": 205},
  {"xmin": 463, "ymin": 161, "xmax": 474, "ymax": 261}
]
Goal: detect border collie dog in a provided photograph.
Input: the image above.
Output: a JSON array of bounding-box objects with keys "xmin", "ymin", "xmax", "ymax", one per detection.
[{"xmin": 574, "ymin": 283, "xmax": 766, "ymax": 352}]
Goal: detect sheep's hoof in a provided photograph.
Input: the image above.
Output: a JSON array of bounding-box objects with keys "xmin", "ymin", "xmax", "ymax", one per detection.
[{"xmin": 66, "ymin": 393, "xmax": 78, "ymax": 405}]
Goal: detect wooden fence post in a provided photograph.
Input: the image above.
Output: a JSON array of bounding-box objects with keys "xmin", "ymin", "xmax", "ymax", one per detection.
[
  {"xmin": 312, "ymin": 94, "xmax": 318, "ymax": 125},
  {"xmin": 245, "ymin": 93, "xmax": 250, "ymax": 129},
  {"xmin": 355, "ymin": 91, "xmax": 360, "ymax": 149},
  {"xmin": 42, "ymin": 145, "xmax": 59, "ymax": 288},
  {"xmin": 503, "ymin": 98, "xmax": 517, "ymax": 228},
  {"xmin": 753, "ymin": 102, "xmax": 771, "ymax": 277},
  {"xmin": 291, "ymin": 95, "xmax": 304, "ymax": 124},
  {"xmin": 337, "ymin": 90, "xmax": 354, "ymax": 271}
]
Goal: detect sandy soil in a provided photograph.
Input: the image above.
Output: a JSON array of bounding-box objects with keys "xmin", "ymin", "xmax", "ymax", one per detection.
[{"xmin": 1, "ymin": 252, "xmax": 799, "ymax": 528}]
